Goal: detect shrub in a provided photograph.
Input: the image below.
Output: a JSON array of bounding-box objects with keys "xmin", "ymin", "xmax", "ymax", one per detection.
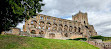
[
  {"xmin": 90, "ymin": 36, "xmax": 111, "ymax": 41},
  {"xmin": 90, "ymin": 36, "xmax": 103, "ymax": 39},
  {"xmin": 68, "ymin": 38, "xmax": 87, "ymax": 41}
]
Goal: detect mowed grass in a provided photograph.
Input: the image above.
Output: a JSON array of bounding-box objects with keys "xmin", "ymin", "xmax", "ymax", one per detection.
[
  {"xmin": 104, "ymin": 40, "xmax": 111, "ymax": 42},
  {"xmin": 0, "ymin": 35, "xmax": 99, "ymax": 49}
]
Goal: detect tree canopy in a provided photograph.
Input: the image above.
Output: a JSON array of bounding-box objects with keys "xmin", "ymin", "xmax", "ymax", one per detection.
[{"xmin": 0, "ymin": 0, "xmax": 44, "ymax": 34}]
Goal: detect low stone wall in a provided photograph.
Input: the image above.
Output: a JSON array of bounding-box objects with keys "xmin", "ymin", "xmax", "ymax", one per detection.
[
  {"xmin": 87, "ymin": 40, "xmax": 111, "ymax": 49},
  {"xmin": 2, "ymin": 28, "xmax": 21, "ymax": 35}
]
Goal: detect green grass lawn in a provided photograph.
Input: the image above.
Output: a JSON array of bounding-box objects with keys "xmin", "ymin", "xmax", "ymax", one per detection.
[
  {"xmin": 104, "ymin": 40, "xmax": 111, "ymax": 42},
  {"xmin": 0, "ymin": 35, "xmax": 99, "ymax": 49}
]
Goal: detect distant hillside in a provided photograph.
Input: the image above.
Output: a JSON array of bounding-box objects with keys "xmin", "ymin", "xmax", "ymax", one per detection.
[{"xmin": 0, "ymin": 35, "xmax": 99, "ymax": 49}]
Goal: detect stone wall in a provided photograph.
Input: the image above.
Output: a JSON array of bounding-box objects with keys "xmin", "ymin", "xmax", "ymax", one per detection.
[
  {"xmin": 72, "ymin": 11, "xmax": 88, "ymax": 26},
  {"xmin": 87, "ymin": 39, "xmax": 111, "ymax": 49},
  {"xmin": 23, "ymin": 11, "xmax": 97, "ymax": 39},
  {"xmin": 2, "ymin": 28, "xmax": 20, "ymax": 35}
]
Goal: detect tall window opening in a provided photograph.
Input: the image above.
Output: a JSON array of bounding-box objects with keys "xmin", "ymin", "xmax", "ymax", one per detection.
[
  {"xmin": 78, "ymin": 27, "xmax": 81, "ymax": 32},
  {"xmin": 31, "ymin": 30, "xmax": 36, "ymax": 34},
  {"xmin": 84, "ymin": 21, "xmax": 86, "ymax": 24}
]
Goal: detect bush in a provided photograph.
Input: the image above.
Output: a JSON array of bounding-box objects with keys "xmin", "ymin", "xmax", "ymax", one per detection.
[
  {"xmin": 68, "ymin": 38, "xmax": 87, "ymax": 41},
  {"xmin": 102, "ymin": 37, "xmax": 111, "ymax": 41},
  {"xmin": 90, "ymin": 36, "xmax": 103, "ymax": 39},
  {"xmin": 90, "ymin": 36, "xmax": 111, "ymax": 41}
]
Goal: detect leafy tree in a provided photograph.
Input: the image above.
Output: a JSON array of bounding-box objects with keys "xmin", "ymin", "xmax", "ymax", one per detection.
[{"xmin": 0, "ymin": 0, "xmax": 44, "ymax": 34}]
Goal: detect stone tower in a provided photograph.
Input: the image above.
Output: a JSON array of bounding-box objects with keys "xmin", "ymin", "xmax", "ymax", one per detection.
[{"xmin": 72, "ymin": 11, "xmax": 88, "ymax": 26}]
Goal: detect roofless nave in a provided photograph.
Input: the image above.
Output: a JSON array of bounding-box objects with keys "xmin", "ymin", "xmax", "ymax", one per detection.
[{"xmin": 23, "ymin": 11, "xmax": 97, "ymax": 39}]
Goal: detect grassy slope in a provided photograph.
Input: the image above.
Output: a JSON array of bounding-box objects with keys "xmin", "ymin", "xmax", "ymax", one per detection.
[
  {"xmin": 104, "ymin": 40, "xmax": 111, "ymax": 42},
  {"xmin": 103, "ymin": 37, "xmax": 111, "ymax": 42},
  {"xmin": 0, "ymin": 35, "xmax": 99, "ymax": 49}
]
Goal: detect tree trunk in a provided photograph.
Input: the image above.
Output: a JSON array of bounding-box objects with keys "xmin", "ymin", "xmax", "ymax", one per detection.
[
  {"xmin": 0, "ymin": 28, "xmax": 4, "ymax": 34},
  {"xmin": 0, "ymin": 30, "xmax": 2, "ymax": 34}
]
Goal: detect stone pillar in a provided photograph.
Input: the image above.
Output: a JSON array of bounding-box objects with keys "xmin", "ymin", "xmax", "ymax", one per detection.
[
  {"xmin": 62, "ymin": 24, "xmax": 64, "ymax": 31},
  {"xmin": 50, "ymin": 18, "xmax": 53, "ymax": 30},
  {"xmin": 67, "ymin": 22, "xmax": 69, "ymax": 31},
  {"xmin": 57, "ymin": 19, "xmax": 59, "ymax": 31},
  {"xmin": 44, "ymin": 20, "xmax": 47, "ymax": 29},
  {"xmin": 43, "ymin": 16, "xmax": 45, "ymax": 20},
  {"xmin": 37, "ymin": 17, "xmax": 40, "ymax": 29},
  {"xmin": 72, "ymin": 27, "xmax": 73, "ymax": 32}
]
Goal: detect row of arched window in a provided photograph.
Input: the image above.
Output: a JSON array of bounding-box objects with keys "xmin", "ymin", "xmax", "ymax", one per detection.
[{"xmin": 30, "ymin": 20, "xmax": 81, "ymax": 32}]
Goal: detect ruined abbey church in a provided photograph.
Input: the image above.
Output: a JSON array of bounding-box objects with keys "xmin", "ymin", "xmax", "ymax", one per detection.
[{"xmin": 23, "ymin": 11, "xmax": 97, "ymax": 39}]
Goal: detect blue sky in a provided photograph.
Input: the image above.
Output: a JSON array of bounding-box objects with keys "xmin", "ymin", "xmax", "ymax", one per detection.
[{"xmin": 17, "ymin": 0, "xmax": 111, "ymax": 37}]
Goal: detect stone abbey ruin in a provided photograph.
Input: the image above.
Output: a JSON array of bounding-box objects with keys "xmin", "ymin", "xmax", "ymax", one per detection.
[
  {"xmin": 23, "ymin": 11, "xmax": 97, "ymax": 39},
  {"xmin": 2, "ymin": 11, "xmax": 111, "ymax": 49}
]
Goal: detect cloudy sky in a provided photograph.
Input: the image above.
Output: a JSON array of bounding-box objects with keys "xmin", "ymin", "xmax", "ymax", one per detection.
[{"xmin": 17, "ymin": 0, "xmax": 111, "ymax": 37}]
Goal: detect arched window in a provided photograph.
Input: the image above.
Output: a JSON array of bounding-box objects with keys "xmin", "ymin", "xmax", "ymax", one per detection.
[
  {"xmin": 31, "ymin": 21, "xmax": 34, "ymax": 24},
  {"xmin": 65, "ymin": 33, "xmax": 68, "ymax": 37},
  {"xmin": 31, "ymin": 30, "xmax": 36, "ymax": 34},
  {"xmin": 53, "ymin": 23, "xmax": 57, "ymax": 26},
  {"xmin": 49, "ymin": 33, "xmax": 55, "ymax": 38},
  {"xmin": 84, "ymin": 21, "xmax": 86, "ymax": 24},
  {"xmin": 48, "ymin": 27, "xmax": 50, "ymax": 30},
  {"xmin": 39, "ymin": 31, "xmax": 44, "ymax": 34},
  {"xmin": 58, "ymin": 24, "xmax": 63, "ymax": 31},
  {"xmin": 31, "ymin": 20, "xmax": 37, "ymax": 24},
  {"xmin": 59, "ymin": 20, "xmax": 62, "ymax": 23},
  {"xmin": 58, "ymin": 27, "xmax": 62, "ymax": 31},
  {"xmin": 78, "ymin": 27, "xmax": 81, "ymax": 32},
  {"xmin": 31, "ymin": 20, "xmax": 37, "ymax": 28},
  {"xmin": 53, "ymin": 19, "xmax": 56, "ymax": 22},
  {"xmin": 74, "ymin": 27, "xmax": 77, "ymax": 32},
  {"xmin": 39, "ymin": 26, "xmax": 41, "ymax": 29},
  {"xmin": 46, "ymin": 26, "xmax": 48, "ymax": 29},
  {"xmin": 69, "ymin": 26, "xmax": 73, "ymax": 32},
  {"xmin": 64, "ymin": 25, "xmax": 68, "ymax": 31},
  {"xmin": 53, "ymin": 26, "xmax": 57, "ymax": 30},
  {"xmin": 47, "ymin": 18, "xmax": 49, "ymax": 20},
  {"xmin": 47, "ymin": 22, "xmax": 51, "ymax": 25},
  {"xmin": 59, "ymin": 24, "xmax": 63, "ymax": 27},
  {"xmin": 39, "ymin": 21, "xmax": 45, "ymax": 29},
  {"xmin": 40, "ymin": 16, "xmax": 43, "ymax": 19}
]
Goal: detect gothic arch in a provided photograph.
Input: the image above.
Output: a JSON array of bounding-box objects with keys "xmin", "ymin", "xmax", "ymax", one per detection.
[
  {"xmin": 64, "ymin": 25, "xmax": 68, "ymax": 31},
  {"xmin": 65, "ymin": 33, "xmax": 68, "ymax": 37},
  {"xmin": 47, "ymin": 22, "xmax": 51, "ymax": 27},
  {"xmin": 53, "ymin": 23, "xmax": 57, "ymax": 30},
  {"xmin": 31, "ymin": 20, "xmax": 37, "ymax": 24},
  {"xmin": 31, "ymin": 30, "xmax": 36, "ymax": 34},
  {"xmin": 74, "ymin": 27, "xmax": 77, "ymax": 32},
  {"xmin": 84, "ymin": 21, "xmax": 86, "ymax": 24},
  {"xmin": 49, "ymin": 33, "xmax": 55, "ymax": 38},
  {"xmin": 31, "ymin": 20, "xmax": 37, "ymax": 28},
  {"xmin": 59, "ymin": 24, "xmax": 63, "ymax": 31},
  {"xmin": 52, "ymin": 25, "xmax": 57, "ymax": 30},
  {"xmin": 53, "ymin": 23, "xmax": 57, "ymax": 26},
  {"xmin": 78, "ymin": 27, "xmax": 81, "ymax": 32},
  {"xmin": 39, "ymin": 21, "xmax": 45, "ymax": 29},
  {"xmin": 59, "ymin": 24, "xmax": 63, "ymax": 27},
  {"xmin": 39, "ymin": 30, "xmax": 44, "ymax": 35},
  {"xmin": 69, "ymin": 26, "xmax": 73, "ymax": 32}
]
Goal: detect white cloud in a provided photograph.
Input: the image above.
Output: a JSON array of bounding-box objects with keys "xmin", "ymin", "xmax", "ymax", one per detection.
[
  {"xmin": 16, "ymin": 22, "xmax": 25, "ymax": 31},
  {"xmin": 40, "ymin": 0, "xmax": 111, "ymax": 37},
  {"xmin": 16, "ymin": 0, "xmax": 111, "ymax": 37},
  {"xmin": 106, "ymin": 25, "xmax": 111, "ymax": 29}
]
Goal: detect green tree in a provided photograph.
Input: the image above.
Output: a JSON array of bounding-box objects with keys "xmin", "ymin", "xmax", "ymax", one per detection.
[{"xmin": 0, "ymin": 0, "xmax": 44, "ymax": 34}]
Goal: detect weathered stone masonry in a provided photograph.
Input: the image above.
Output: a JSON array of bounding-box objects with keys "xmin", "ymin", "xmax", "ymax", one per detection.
[{"xmin": 23, "ymin": 11, "xmax": 97, "ymax": 39}]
